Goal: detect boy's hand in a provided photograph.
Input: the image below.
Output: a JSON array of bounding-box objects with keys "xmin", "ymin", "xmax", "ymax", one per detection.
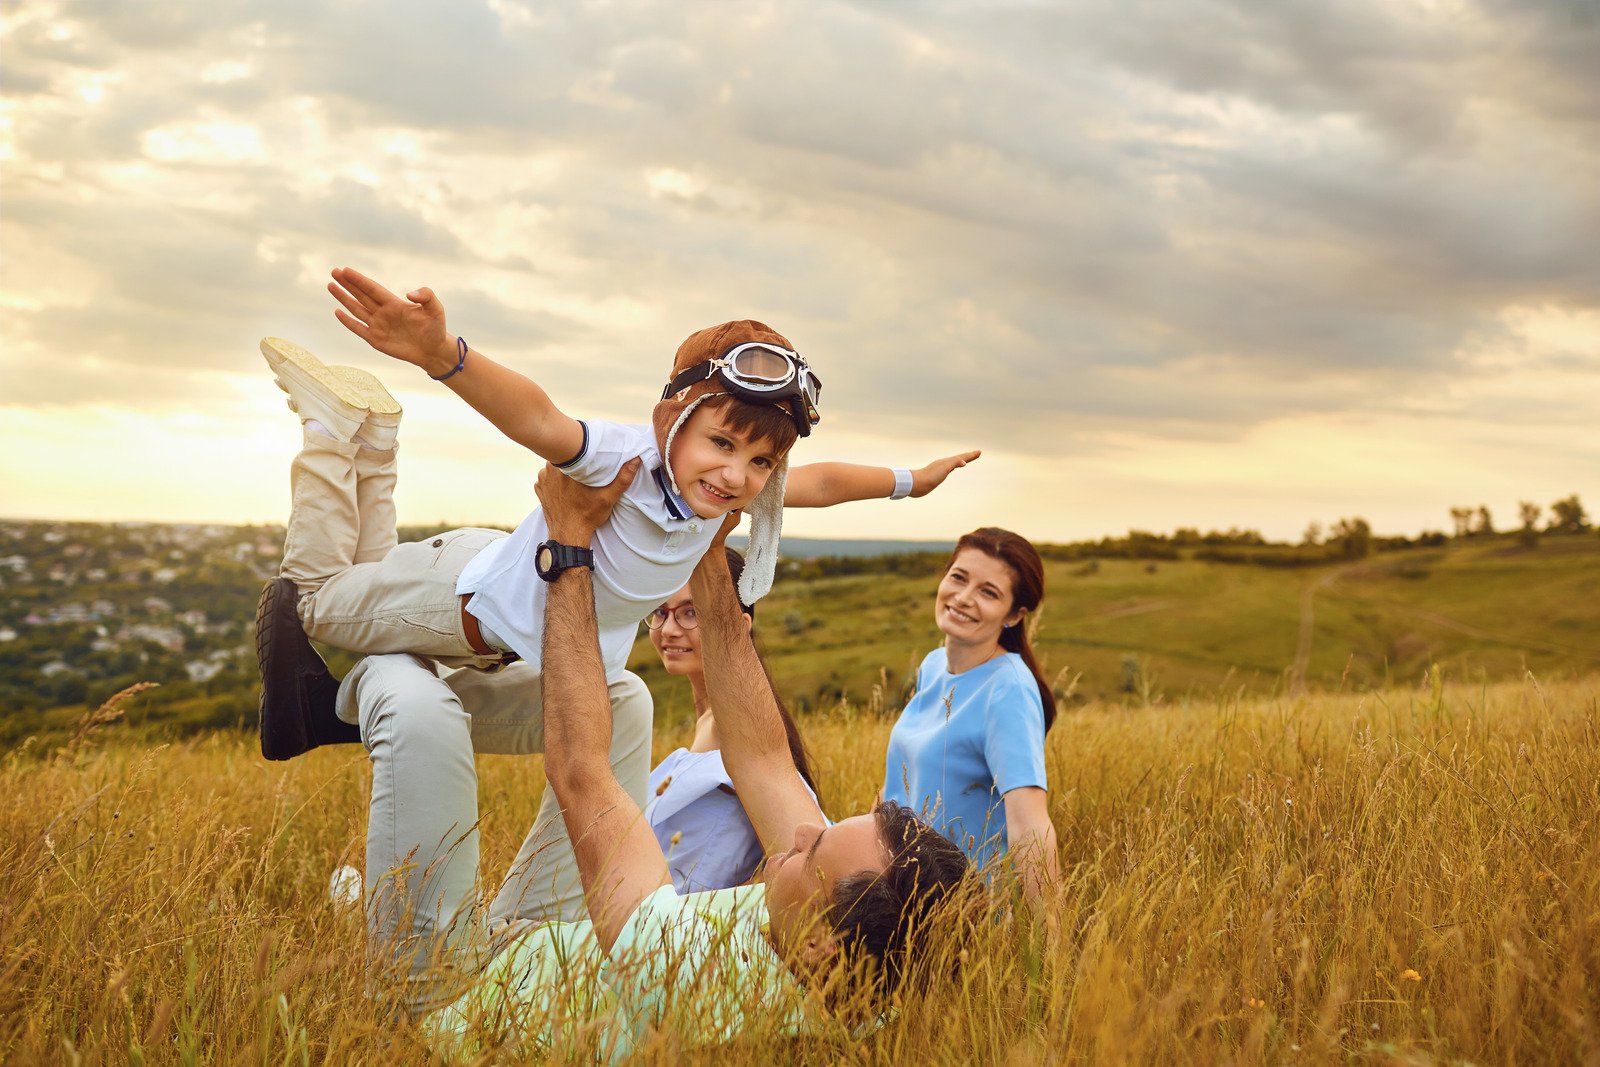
[
  {"xmin": 911, "ymin": 449, "xmax": 981, "ymax": 497},
  {"xmin": 328, "ymin": 267, "xmax": 458, "ymax": 377},
  {"xmin": 537, "ymin": 458, "xmax": 640, "ymax": 544}
]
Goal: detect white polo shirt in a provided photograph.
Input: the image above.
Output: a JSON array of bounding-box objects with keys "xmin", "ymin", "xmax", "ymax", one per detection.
[{"xmin": 456, "ymin": 420, "xmax": 718, "ymax": 674}]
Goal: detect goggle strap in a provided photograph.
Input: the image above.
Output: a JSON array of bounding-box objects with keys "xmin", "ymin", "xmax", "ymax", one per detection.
[{"xmin": 661, "ymin": 361, "xmax": 718, "ymax": 400}]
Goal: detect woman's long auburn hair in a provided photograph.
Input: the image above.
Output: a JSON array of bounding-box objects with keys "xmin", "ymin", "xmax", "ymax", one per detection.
[{"xmin": 947, "ymin": 527, "xmax": 1057, "ymax": 733}]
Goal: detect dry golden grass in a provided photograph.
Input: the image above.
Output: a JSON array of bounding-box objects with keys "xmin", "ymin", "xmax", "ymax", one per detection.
[{"xmin": 3, "ymin": 671, "xmax": 1598, "ymax": 1064}]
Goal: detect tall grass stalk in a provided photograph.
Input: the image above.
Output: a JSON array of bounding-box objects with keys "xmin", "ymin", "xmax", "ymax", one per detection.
[{"xmin": 2, "ymin": 673, "xmax": 1596, "ymax": 1062}]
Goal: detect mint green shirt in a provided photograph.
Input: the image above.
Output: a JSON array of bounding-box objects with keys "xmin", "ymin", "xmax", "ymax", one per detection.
[{"xmin": 427, "ymin": 883, "xmax": 812, "ymax": 1059}]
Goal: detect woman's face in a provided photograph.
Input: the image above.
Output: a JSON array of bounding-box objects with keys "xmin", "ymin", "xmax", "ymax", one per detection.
[
  {"xmin": 647, "ymin": 584, "xmax": 751, "ymax": 677},
  {"xmin": 648, "ymin": 586, "xmax": 703, "ymax": 677},
  {"xmin": 934, "ymin": 547, "xmax": 1023, "ymax": 649}
]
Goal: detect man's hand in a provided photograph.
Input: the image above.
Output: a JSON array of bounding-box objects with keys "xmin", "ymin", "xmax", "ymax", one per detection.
[
  {"xmin": 911, "ymin": 449, "xmax": 981, "ymax": 498},
  {"xmin": 328, "ymin": 267, "xmax": 458, "ymax": 377},
  {"xmin": 537, "ymin": 458, "xmax": 641, "ymax": 545},
  {"xmin": 708, "ymin": 509, "xmax": 742, "ymax": 552}
]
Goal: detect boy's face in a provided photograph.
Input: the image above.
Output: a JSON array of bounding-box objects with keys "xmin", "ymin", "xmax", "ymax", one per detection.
[{"xmin": 669, "ymin": 404, "xmax": 784, "ymax": 518}]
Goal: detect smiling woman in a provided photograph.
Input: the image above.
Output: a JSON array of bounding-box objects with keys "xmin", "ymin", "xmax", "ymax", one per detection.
[{"xmin": 882, "ymin": 527, "xmax": 1060, "ymax": 898}]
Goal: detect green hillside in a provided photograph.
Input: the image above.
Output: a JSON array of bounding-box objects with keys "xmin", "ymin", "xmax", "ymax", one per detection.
[
  {"xmin": 629, "ymin": 533, "xmax": 1600, "ymax": 725},
  {"xmin": 4, "ymin": 518, "xmax": 1595, "ymax": 748}
]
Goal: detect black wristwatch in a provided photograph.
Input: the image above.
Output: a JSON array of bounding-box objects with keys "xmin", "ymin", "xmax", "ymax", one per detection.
[{"xmin": 535, "ymin": 540, "xmax": 595, "ymax": 582}]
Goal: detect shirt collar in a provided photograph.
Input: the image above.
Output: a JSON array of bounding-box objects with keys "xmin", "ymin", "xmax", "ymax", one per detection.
[{"xmin": 652, "ymin": 464, "xmax": 695, "ymax": 521}]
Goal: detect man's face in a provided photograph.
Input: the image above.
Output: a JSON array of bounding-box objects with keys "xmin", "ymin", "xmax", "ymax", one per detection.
[
  {"xmin": 763, "ymin": 813, "xmax": 888, "ymax": 963},
  {"xmin": 667, "ymin": 404, "xmax": 781, "ymax": 519}
]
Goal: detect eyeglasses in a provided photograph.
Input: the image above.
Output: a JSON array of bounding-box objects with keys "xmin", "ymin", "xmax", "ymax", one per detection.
[
  {"xmin": 661, "ymin": 342, "xmax": 822, "ymax": 437},
  {"xmin": 644, "ymin": 603, "xmax": 698, "ymax": 630}
]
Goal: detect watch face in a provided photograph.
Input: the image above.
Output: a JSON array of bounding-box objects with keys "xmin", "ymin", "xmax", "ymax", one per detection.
[{"xmin": 536, "ymin": 544, "xmax": 555, "ymax": 575}]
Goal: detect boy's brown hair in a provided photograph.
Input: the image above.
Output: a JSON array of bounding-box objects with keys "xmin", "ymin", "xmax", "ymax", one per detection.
[{"xmin": 698, "ymin": 392, "xmax": 800, "ymax": 457}]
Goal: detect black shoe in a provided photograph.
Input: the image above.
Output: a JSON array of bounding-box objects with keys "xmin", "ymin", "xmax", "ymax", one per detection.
[{"xmin": 255, "ymin": 577, "xmax": 360, "ymax": 760}]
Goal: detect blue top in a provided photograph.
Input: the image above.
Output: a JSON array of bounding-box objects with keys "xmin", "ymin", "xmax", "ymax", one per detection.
[
  {"xmin": 882, "ymin": 647, "xmax": 1048, "ymax": 873},
  {"xmin": 646, "ymin": 749, "xmax": 764, "ymax": 893},
  {"xmin": 646, "ymin": 747, "xmax": 827, "ymax": 894}
]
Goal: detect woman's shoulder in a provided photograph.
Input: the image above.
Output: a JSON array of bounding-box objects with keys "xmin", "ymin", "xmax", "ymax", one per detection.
[
  {"xmin": 649, "ymin": 749, "xmax": 737, "ymax": 819},
  {"xmin": 990, "ymin": 652, "xmax": 1045, "ymax": 709},
  {"xmin": 917, "ymin": 646, "xmax": 949, "ymax": 677}
]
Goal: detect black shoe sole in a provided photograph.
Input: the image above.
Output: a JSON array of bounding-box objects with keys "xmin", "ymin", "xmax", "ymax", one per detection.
[{"xmin": 256, "ymin": 577, "xmax": 357, "ymax": 760}]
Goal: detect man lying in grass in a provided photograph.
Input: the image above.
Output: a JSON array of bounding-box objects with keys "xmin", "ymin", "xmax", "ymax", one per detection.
[{"xmin": 395, "ymin": 461, "xmax": 970, "ymax": 1055}]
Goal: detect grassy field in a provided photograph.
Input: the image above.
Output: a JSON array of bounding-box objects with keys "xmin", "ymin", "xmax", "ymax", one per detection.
[
  {"xmin": 3, "ymin": 670, "xmax": 1597, "ymax": 1063},
  {"xmin": 632, "ymin": 534, "xmax": 1600, "ymax": 726}
]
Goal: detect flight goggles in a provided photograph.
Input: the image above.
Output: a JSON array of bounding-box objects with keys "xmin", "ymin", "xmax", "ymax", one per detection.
[{"xmin": 661, "ymin": 342, "xmax": 822, "ymax": 437}]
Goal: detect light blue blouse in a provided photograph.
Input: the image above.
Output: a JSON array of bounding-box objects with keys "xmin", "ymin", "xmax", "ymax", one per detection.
[
  {"xmin": 882, "ymin": 647, "xmax": 1048, "ymax": 873},
  {"xmin": 646, "ymin": 747, "xmax": 827, "ymax": 894},
  {"xmin": 646, "ymin": 749, "xmax": 764, "ymax": 893}
]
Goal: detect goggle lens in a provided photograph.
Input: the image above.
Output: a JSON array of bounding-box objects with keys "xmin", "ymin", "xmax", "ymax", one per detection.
[{"xmin": 727, "ymin": 345, "xmax": 797, "ymax": 383}]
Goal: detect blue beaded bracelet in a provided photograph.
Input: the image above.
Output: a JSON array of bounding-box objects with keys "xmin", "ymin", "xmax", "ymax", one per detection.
[{"xmin": 431, "ymin": 336, "xmax": 468, "ymax": 381}]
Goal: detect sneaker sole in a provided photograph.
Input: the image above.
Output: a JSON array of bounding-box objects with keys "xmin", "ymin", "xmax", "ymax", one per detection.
[
  {"xmin": 261, "ymin": 337, "xmax": 371, "ymax": 412},
  {"xmin": 256, "ymin": 577, "xmax": 350, "ymax": 760},
  {"xmin": 329, "ymin": 365, "xmax": 402, "ymax": 423}
]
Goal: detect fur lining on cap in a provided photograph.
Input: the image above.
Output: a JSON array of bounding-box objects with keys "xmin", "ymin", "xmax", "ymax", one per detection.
[
  {"xmin": 738, "ymin": 457, "xmax": 786, "ymax": 604},
  {"xmin": 661, "ymin": 392, "xmax": 714, "ymax": 497}
]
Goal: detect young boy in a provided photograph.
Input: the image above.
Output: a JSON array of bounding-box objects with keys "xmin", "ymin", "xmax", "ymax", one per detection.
[{"xmin": 258, "ymin": 267, "xmax": 979, "ymax": 759}]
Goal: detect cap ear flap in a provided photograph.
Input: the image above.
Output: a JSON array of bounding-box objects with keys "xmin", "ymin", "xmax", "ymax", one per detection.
[{"xmin": 737, "ymin": 458, "xmax": 786, "ymax": 604}]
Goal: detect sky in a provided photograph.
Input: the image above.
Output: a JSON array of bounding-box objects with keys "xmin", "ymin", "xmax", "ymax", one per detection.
[{"xmin": 2, "ymin": 0, "xmax": 1596, "ymax": 544}]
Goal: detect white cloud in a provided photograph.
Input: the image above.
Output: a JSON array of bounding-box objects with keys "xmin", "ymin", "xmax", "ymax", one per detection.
[{"xmin": 0, "ymin": 0, "xmax": 1595, "ymax": 538}]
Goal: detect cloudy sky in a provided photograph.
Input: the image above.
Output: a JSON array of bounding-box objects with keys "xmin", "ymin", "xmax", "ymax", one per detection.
[{"xmin": 3, "ymin": 0, "xmax": 1596, "ymax": 543}]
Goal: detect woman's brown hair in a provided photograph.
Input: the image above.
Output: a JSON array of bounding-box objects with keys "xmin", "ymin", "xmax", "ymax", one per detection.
[{"xmin": 948, "ymin": 528, "xmax": 1056, "ymax": 732}]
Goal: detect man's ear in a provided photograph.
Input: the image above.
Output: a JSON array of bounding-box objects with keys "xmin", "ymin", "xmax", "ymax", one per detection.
[
  {"xmin": 796, "ymin": 922, "xmax": 840, "ymax": 970},
  {"xmin": 742, "ymin": 611, "xmax": 754, "ymax": 635}
]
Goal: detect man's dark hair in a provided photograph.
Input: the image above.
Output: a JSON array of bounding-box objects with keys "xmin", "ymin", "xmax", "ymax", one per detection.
[{"xmin": 828, "ymin": 801, "xmax": 969, "ymax": 990}]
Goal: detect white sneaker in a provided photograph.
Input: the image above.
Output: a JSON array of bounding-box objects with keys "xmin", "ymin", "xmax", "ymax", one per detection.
[
  {"xmin": 328, "ymin": 864, "xmax": 363, "ymax": 909},
  {"xmin": 330, "ymin": 365, "xmax": 402, "ymax": 451},
  {"xmin": 261, "ymin": 337, "xmax": 370, "ymax": 442}
]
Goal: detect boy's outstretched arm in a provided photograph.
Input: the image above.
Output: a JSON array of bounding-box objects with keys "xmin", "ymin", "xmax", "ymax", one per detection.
[
  {"xmin": 328, "ymin": 267, "xmax": 583, "ymax": 464},
  {"xmin": 783, "ymin": 449, "xmax": 981, "ymax": 508}
]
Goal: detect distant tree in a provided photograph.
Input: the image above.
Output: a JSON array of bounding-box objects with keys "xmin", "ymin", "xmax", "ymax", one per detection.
[
  {"xmin": 1329, "ymin": 517, "xmax": 1372, "ymax": 559},
  {"xmin": 1474, "ymin": 506, "xmax": 1494, "ymax": 536},
  {"xmin": 1518, "ymin": 501, "xmax": 1541, "ymax": 548},
  {"xmin": 1301, "ymin": 521, "xmax": 1323, "ymax": 547},
  {"xmin": 1449, "ymin": 507, "xmax": 1474, "ymax": 539},
  {"xmin": 1548, "ymin": 494, "xmax": 1589, "ymax": 534}
]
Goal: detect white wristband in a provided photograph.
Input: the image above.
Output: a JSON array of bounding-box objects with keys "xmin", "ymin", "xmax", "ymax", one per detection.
[{"xmin": 889, "ymin": 468, "xmax": 914, "ymax": 500}]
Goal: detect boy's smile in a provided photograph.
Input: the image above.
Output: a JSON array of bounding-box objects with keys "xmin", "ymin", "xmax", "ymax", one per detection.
[{"xmin": 669, "ymin": 404, "xmax": 784, "ymax": 518}]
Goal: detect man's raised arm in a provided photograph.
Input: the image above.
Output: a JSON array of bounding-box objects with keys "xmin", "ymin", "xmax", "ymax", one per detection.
[
  {"xmin": 535, "ymin": 458, "xmax": 670, "ymax": 950},
  {"xmin": 688, "ymin": 524, "xmax": 826, "ymax": 854}
]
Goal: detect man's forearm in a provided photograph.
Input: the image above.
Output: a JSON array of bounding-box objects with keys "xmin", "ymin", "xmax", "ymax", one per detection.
[
  {"xmin": 687, "ymin": 550, "xmax": 789, "ymax": 764},
  {"xmin": 540, "ymin": 570, "xmax": 614, "ymax": 793}
]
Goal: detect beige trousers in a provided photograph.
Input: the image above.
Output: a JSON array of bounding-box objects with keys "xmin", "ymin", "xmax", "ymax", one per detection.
[
  {"xmin": 280, "ymin": 429, "xmax": 505, "ymax": 669},
  {"xmin": 280, "ymin": 429, "xmax": 656, "ymax": 1012}
]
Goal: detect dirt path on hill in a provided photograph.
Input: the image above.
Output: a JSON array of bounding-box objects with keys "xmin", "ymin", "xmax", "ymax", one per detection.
[
  {"xmin": 1288, "ymin": 562, "xmax": 1600, "ymax": 690},
  {"xmin": 1289, "ymin": 565, "xmax": 1353, "ymax": 693}
]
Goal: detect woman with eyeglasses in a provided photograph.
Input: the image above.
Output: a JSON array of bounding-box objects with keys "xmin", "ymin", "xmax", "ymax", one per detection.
[
  {"xmin": 642, "ymin": 547, "xmax": 821, "ymax": 893},
  {"xmin": 882, "ymin": 527, "xmax": 1059, "ymax": 899}
]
